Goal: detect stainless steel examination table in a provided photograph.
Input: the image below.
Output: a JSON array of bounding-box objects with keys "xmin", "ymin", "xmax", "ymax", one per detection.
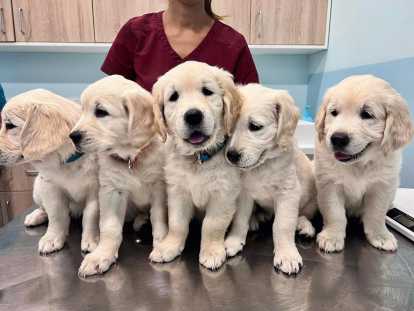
[{"xmin": 0, "ymin": 210, "xmax": 413, "ymax": 311}]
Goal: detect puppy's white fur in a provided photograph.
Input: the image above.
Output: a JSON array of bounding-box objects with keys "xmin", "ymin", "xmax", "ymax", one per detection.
[
  {"xmin": 72, "ymin": 75, "xmax": 167, "ymax": 277},
  {"xmin": 224, "ymin": 84, "xmax": 317, "ymax": 274},
  {"xmin": 149, "ymin": 61, "xmax": 242, "ymax": 270},
  {"xmin": 315, "ymin": 75, "xmax": 414, "ymax": 252},
  {"xmin": 0, "ymin": 89, "xmax": 99, "ymax": 254}
]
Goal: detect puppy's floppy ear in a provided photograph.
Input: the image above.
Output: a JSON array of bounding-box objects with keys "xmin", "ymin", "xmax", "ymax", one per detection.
[
  {"xmin": 315, "ymin": 88, "xmax": 332, "ymax": 142},
  {"xmin": 274, "ymin": 91, "xmax": 300, "ymax": 150},
  {"xmin": 381, "ymin": 92, "xmax": 414, "ymax": 154},
  {"xmin": 152, "ymin": 78, "xmax": 168, "ymax": 142},
  {"xmin": 211, "ymin": 67, "xmax": 242, "ymax": 135},
  {"xmin": 20, "ymin": 104, "xmax": 75, "ymax": 160},
  {"xmin": 123, "ymin": 89, "xmax": 155, "ymax": 137}
]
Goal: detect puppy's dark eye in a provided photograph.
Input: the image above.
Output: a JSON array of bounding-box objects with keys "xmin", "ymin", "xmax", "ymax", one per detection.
[
  {"xmin": 248, "ymin": 122, "xmax": 263, "ymax": 132},
  {"xmin": 5, "ymin": 122, "xmax": 16, "ymax": 130},
  {"xmin": 95, "ymin": 107, "xmax": 109, "ymax": 118},
  {"xmin": 330, "ymin": 109, "xmax": 339, "ymax": 117},
  {"xmin": 202, "ymin": 87, "xmax": 213, "ymax": 96},
  {"xmin": 169, "ymin": 91, "xmax": 179, "ymax": 102},
  {"xmin": 360, "ymin": 109, "xmax": 374, "ymax": 120}
]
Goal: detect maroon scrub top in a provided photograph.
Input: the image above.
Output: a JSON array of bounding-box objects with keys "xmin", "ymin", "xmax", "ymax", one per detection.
[{"xmin": 101, "ymin": 12, "xmax": 259, "ymax": 92}]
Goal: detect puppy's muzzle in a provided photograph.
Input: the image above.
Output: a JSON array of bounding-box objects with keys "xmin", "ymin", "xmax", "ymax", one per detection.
[
  {"xmin": 184, "ymin": 108, "xmax": 203, "ymax": 127},
  {"xmin": 330, "ymin": 132, "xmax": 350, "ymax": 150},
  {"xmin": 69, "ymin": 131, "xmax": 83, "ymax": 147},
  {"xmin": 226, "ymin": 149, "xmax": 241, "ymax": 164}
]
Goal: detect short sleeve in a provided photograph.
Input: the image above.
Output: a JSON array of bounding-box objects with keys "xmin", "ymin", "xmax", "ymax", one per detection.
[
  {"xmin": 233, "ymin": 39, "xmax": 259, "ymax": 85},
  {"xmin": 101, "ymin": 19, "xmax": 138, "ymax": 80},
  {"xmin": 0, "ymin": 84, "xmax": 6, "ymax": 111}
]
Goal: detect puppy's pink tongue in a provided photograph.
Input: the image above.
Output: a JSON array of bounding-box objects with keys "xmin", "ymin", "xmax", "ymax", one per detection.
[
  {"xmin": 189, "ymin": 132, "xmax": 205, "ymax": 144},
  {"xmin": 334, "ymin": 152, "xmax": 352, "ymax": 161}
]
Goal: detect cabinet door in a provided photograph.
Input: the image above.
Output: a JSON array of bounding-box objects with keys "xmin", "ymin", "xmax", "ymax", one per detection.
[
  {"xmin": 0, "ymin": 191, "xmax": 33, "ymax": 225},
  {"xmin": 0, "ymin": 164, "xmax": 36, "ymax": 192},
  {"xmin": 0, "ymin": 0, "xmax": 14, "ymax": 42},
  {"xmin": 212, "ymin": 0, "xmax": 251, "ymax": 42},
  {"xmin": 251, "ymin": 0, "xmax": 329, "ymax": 45},
  {"xmin": 94, "ymin": 0, "xmax": 167, "ymax": 43},
  {"xmin": 12, "ymin": 0, "xmax": 94, "ymax": 42}
]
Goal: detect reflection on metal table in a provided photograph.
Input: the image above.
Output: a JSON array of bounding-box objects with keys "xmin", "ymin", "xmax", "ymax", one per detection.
[{"xmin": 0, "ymin": 210, "xmax": 413, "ymax": 311}]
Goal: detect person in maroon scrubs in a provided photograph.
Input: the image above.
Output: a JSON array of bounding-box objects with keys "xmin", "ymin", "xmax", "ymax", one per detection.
[{"xmin": 101, "ymin": 0, "xmax": 259, "ymax": 92}]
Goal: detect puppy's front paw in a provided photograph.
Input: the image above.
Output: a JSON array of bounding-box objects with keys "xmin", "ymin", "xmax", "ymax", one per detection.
[
  {"xmin": 24, "ymin": 209, "xmax": 48, "ymax": 227},
  {"xmin": 149, "ymin": 239, "xmax": 183, "ymax": 263},
  {"xmin": 317, "ymin": 229, "xmax": 345, "ymax": 253},
  {"xmin": 81, "ymin": 233, "xmax": 99, "ymax": 253},
  {"xmin": 296, "ymin": 216, "xmax": 315, "ymax": 238},
  {"xmin": 365, "ymin": 229, "xmax": 398, "ymax": 251},
  {"xmin": 78, "ymin": 250, "xmax": 116, "ymax": 277},
  {"xmin": 38, "ymin": 233, "xmax": 66, "ymax": 255},
  {"xmin": 199, "ymin": 244, "xmax": 226, "ymax": 270},
  {"xmin": 273, "ymin": 247, "xmax": 303, "ymax": 275},
  {"xmin": 224, "ymin": 236, "xmax": 245, "ymax": 257}
]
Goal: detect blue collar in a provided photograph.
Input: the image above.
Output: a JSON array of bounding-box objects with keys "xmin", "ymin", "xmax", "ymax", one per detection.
[
  {"xmin": 195, "ymin": 137, "xmax": 227, "ymax": 164},
  {"xmin": 64, "ymin": 151, "xmax": 84, "ymax": 164}
]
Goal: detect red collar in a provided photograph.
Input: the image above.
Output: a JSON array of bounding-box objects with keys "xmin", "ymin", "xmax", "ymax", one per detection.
[{"xmin": 109, "ymin": 140, "xmax": 153, "ymax": 170}]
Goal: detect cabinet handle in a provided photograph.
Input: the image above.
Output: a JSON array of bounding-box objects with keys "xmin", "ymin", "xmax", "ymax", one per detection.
[
  {"xmin": 25, "ymin": 170, "xmax": 38, "ymax": 177},
  {"xmin": 0, "ymin": 8, "xmax": 5, "ymax": 34},
  {"xmin": 256, "ymin": 9, "xmax": 263, "ymax": 40},
  {"xmin": 18, "ymin": 8, "xmax": 25, "ymax": 34},
  {"xmin": 1, "ymin": 200, "xmax": 9, "ymax": 225}
]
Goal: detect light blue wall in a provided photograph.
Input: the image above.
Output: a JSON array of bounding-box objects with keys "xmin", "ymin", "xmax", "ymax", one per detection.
[
  {"xmin": 308, "ymin": 0, "xmax": 414, "ymax": 187},
  {"xmin": 254, "ymin": 54, "xmax": 308, "ymax": 113},
  {"xmin": 0, "ymin": 52, "xmax": 106, "ymax": 101},
  {"xmin": 0, "ymin": 52, "xmax": 309, "ymax": 112}
]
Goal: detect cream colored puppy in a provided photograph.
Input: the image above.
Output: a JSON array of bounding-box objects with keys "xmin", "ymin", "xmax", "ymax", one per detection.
[
  {"xmin": 149, "ymin": 61, "xmax": 241, "ymax": 270},
  {"xmin": 0, "ymin": 90, "xmax": 99, "ymax": 254},
  {"xmin": 224, "ymin": 84, "xmax": 317, "ymax": 275},
  {"xmin": 315, "ymin": 75, "xmax": 414, "ymax": 253},
  {"xmin": 71, "ymin": 75, "xmax": 167, "ymax": 277}
]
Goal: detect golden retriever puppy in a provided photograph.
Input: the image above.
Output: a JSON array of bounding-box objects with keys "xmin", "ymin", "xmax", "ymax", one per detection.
[
  {"xmin": 71, "ymin": 75, "xmax": 167, "ymax": 277},
  {"xmin": 149, "ymin": 61, "xmax": 242, "ymax": 270},
  {"xmin": 224, "ymin": 84, "xmax": 317, "ymax": 274},
  {"xmin": 315, "ymin": 75, "xmax": 414, "ymax": 252},
  {"xmin": 0, "ymin": 89, "xmax": 99, "ymax": 254}
]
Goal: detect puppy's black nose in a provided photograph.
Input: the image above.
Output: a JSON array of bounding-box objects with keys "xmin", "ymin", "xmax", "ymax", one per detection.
[
  {"xmin": 184, "ymin": 109, "xmax": 203, "ymax": 126},
  {"xmin": 69, "ymin": 131, "xmax": 82, "ymax": 146},
  {"xmin": 331, "ymin": 132, "xmax": 350, "ymax": 149},
  {"xmin": 226, "ymin": 149, "xmax": 241, "ymax": 164}
]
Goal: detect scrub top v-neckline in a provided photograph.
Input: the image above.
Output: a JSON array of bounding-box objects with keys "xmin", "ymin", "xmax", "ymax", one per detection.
[
  {"xmin": 101, "ymin": 12, "xmax": 259, "ymax": 91},
  {"xmin": 158, "ymin": 12, "xmax": 218, "ymax": 61}
]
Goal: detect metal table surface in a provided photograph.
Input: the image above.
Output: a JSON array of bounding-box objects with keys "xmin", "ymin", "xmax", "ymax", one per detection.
[{"xmin": 0, "ymin": 210, "xmax": 413, "ymax": 311}]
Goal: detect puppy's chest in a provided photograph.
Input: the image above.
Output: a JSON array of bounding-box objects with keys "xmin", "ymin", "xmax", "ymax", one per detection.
[
  {"xmin": 103, "ymin": 163, "xmax": 161, "ymax": 193},
  {"xmin": 243, "ymin": 163, "xmax": 295, "ymax": 207},
  {"xmin": 336, "ymin": 167, "xmax": 392, "ymax": 210},
  {"xmin": 167, "ymin": 155, "xmax": 240, "ymax": 209},
  {"xmin": 39, "ymin": 159, "xmax": 97, "ymax": 203}
]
